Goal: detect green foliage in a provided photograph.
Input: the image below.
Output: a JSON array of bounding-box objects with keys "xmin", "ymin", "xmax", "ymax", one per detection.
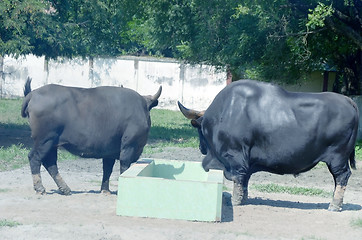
[
  {"xmin": 307, "ymin": 3, "xmax": 334, "ymax": 29},
  {"xmin": 140, "ymin": 0, "xmax": 361, "ymax": 91},
  {"xmin": 354, "ymin": 141, "xmax": 362, "ymax": 161},
  {"xmin": 0, "ymin": 219, "xmax": 21, "ymax": 228},
  {"xmin": 1, "ymin": 0, "xmax": 361, "ymax": 90},
  {"xmin": 0, "ymin": 0, "xmax": 43, "ymax": 56},
  {"xmin": 251, "ymin": 183, "xmax": 332, "ymax": 198}
]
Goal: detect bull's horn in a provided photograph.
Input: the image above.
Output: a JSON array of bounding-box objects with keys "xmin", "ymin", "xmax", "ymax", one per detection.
[
  {"xmin": 143, "ymin": 86, "xmax": 162, "ymax": 110},
  {"xmin": 152, "ymin": 86, "xmax": 162, "ymax": 101},
  {"xmin": 177, "ymin": 101, "xmax": 204, "ymax": 120}
]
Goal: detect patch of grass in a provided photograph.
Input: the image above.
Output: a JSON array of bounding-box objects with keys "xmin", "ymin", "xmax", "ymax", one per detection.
[
  {"xmin": 149, "ymin": 109, "xmax": 198, "ymax": 148},
  {"xmin": 142, "ymin": 144, "xmax": 165, "ymax": 155},
  {"xmin": 300, "ymin": 236, "xmax": 325, "ymax": 240},
  {"xmin": 355, "ymin": 141, "xmax": 362, "ymax": 161},
  {"xmin": 351, "ymin": 218, "xmax": 362, "ymax": 228},
  {"xmin": 0, "ymin": 219, "xmax": 21, "ymax": 227},
  {"xmin": 250, "ymin": 183, "xmax": 332, "ymax": 198},
  {"xmin": 58, "ymin": 149, "xmax": 78, "ymax": 162},
  {"xmin": 0, "ymin": 144, "xmax": 29, "ymax": 171},
  {"xmin": 0, "ymin": 188, "xmax": 11, "ymax": 193},
  {"xmin": 0, "ymin": 144, "xmax": 78, "ymax": 171},
  {"xmin": 222, "ymin": 185, "xmax": 232, "ymax": 191},
  {"xmin": 0, "ymin": 98, "xmax": 29, "ymax": 129}
]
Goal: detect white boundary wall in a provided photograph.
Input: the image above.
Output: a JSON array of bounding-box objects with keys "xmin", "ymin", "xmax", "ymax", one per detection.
[{"xmin": 0, "ymin": 55, "xmax": 227, "ymax": 110}]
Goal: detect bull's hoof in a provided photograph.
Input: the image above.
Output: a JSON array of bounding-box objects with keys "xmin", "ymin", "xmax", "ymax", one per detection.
[
  {"xmin": 35, "ymin": 190, "xmax": 47, "ymax": 195},
  {"xmin": 328, "ymin": 204, "xmax": 342, "ymax": 212},
  {"xmin": 231, "ymin": 195, "xmax": 247, "ymax": 206},
  {"xmin": 59, "ymin": 187, "xmax": 72, "ymax": 196},
  {"xmin": 101, "ymin": 189, "xmax": 112, "ymax": 195},
  {"xmin": 34, "ymin": 186, "xmax": 46, "ymax": 195}
]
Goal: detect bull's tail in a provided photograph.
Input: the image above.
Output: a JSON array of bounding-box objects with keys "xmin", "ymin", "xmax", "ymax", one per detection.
[
  {"xmin": 143, "ymin": 86, "xmax": 162, "ymax": 111},
  {"xmin": 350, "ymin": 150, "xmax": 356, "ymax": 170},
  {"xmin": 347, "ymin": 96, "xmax": 359, "ymax": 170},
  {"xmin": 21, "ymin": 77, "xmax": 32, "ymax": 118}
]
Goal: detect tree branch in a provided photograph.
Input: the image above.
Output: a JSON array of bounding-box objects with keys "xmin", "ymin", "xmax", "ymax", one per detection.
[{"xmin": 268, "ymin": 28, "xmax": 326, "ymax": 38}]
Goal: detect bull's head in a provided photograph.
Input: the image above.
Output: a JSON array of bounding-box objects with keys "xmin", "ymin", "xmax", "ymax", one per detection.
[{"xmin": 177, "ymin": 101, "xmax": 208, "ymax": 155}]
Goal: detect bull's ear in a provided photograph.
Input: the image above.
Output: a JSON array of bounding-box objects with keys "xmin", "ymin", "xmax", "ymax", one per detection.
[{"xmin": 191, "ymin": 117, "xmax": 203, "ymax": 128}]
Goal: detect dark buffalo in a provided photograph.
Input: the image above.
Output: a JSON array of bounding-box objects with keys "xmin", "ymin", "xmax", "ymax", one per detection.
[
  {"xmin": 179, "ymin": 80, "xmax": 358, "ymax": 211},
  {"xmin": 21, "ymin": 77, "xmax": 161, "ymax": 195}
]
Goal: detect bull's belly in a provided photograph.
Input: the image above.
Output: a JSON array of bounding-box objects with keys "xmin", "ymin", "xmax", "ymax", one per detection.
[
  {"xmin": 249, "ymin": 143, "xmax": 326, "ymax": 175},
  {"xmin": 250, "ymin": 152, "xmax": 324, "ymax": 175},
  {"xmin": 59, "ymin": 142, "xmax": 120, "ymax": 159},
  {"xmin": 254, "ymin": 160, "xmax": 319, "ymax": 175}
]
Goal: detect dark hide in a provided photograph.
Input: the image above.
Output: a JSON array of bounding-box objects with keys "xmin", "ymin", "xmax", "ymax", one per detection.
[
  {"xmin": 179, "ymin": 80, "xmax": 359, "ymax": 211},
  {"xmin": 21, "ymin": 77, "xmax": 161, "ymax": 195}
]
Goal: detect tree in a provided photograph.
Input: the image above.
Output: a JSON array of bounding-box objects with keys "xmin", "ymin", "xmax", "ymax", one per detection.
[
  {"xmin": 141, "ymin": 0, "xmax": 361, "ymax": 94},
  {"xmin": 0, "ymin": 0, "xmax": 48, "ymax": 57},
  {"xmin": 0, "ymin": 0, "xmax": 147, "ymax": 59},
  {"xmin": 292, "ymin": 0, "xmax": 361, "ymax": 94},
  {"xmin": 49, "ymin": 0, "xmax": 146, "ymax": 57}
]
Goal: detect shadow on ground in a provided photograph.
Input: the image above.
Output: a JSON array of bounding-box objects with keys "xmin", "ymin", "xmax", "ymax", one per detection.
[{"xmin": 246, "ymin": 197, "xmax": 362, "ymax": 211}]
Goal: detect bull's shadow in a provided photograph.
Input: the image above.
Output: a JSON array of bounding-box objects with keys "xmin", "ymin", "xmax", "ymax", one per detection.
[
  {"xmin": 0, "ymin": 123, "xmax": 32, "ymax": 148},
  {"xmin": 222, "ymin": 192, "xmax": 234, "ymax": 222},
  {"xmin": 244, "ymin": 197, "xmax": 362, "ymax": 211},
  {"xmin": 48, "ymin": 189, "xmax": 118, "ymax": 195}
]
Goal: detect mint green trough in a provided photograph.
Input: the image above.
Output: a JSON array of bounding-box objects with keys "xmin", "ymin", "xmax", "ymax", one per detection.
[{"xmin": 116, "ymin": 158, "xmax": 224, "ymax": 222}]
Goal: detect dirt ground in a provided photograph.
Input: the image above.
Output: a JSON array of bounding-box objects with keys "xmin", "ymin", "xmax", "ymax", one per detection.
[{"xmin": 1, "ymin": 140, "xmax": 362, "ymax": 239}]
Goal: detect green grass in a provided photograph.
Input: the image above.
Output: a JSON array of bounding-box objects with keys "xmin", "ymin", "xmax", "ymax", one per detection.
[
  {"xmin": 299, "ymin": 236, "xmax": 325, "ymax": 240},
  {"xmin": 0, "ymin": 98, "xmax": 29, "ymax": 128},
  {"xmin": 250, "ymin": 183, "xmax": 332, "ymax": 198},
  {"xmin": 354, "ymin": 141, "xmax": 362, "ymax": 161},
  {"xmin": 0, "ymin": 144, "xmax": 78, "ymax": 171},
  {"xmin": 351, "ymin": 218, "xmax": 362, "ymax": 228},
  {"xmin": 0, "ymin": 219, "xmax": 21, "ymax": 228},
  {"xmin": 0, "ymin": 144, "xmax": 29, "ymax": 171},
  {"xmin": 149, "ymin": 109, "xmax": 199, "ymax": 147},
  {"xmin": 0, "ymin": 188, "xmax": 11, "ymax": 193}
]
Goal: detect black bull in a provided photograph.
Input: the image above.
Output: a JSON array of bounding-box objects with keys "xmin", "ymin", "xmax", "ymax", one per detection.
[
  {"xmin": 179, "ymin": 80, "xmax": 359, "ymax": 211},
  {"xmin": 21, "ymin": 78, "xmax": 161, "ymax": 195}
]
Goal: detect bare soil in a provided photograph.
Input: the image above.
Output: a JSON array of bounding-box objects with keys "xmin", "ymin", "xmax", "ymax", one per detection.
[{"xmin": 1, "ymin": 132, "xmax": 362, "ymax": 239}]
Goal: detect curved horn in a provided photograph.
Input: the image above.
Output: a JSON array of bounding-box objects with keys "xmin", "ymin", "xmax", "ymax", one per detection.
[
  {"xmin": 152, "ymin": 86, "xmax": 162, "ymax": 101},
  {"xmin": 143, "ymin": 86, "xmax": 162, "ymax": 110},
  {"xmin": 177, "ymin": 101, "xmax": 204, "ymax": 120}
]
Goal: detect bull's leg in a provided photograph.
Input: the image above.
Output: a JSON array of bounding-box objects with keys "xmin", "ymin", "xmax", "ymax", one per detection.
[
  {"xmin": 101, "ymin": 158, "xmax": 116, "ymax": 194},
  {"xmin": 231, "ymin": 174, "xmax": 250, "ymax": 206},
  {"xmin": 119, "ymin": 146, "xmax": 143, "ymax": 174},
  {"xmin": 119, "ymin": 130, "xmax": 146, "ymax": 174},
  {"xmin": 42, "ymin": 147, "xmax": 71, "ymax": 195},
  {"xmin": 28, "ymin": 149, "xmax": 46, "ymax": 194},
  {"xmin": 327, "ymin": 162, "xmax": 352, "ymax": 212}
]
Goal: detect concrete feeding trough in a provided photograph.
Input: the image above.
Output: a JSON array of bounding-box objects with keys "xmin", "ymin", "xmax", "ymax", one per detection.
[{"xmin": 116, "ymin": 158, "xmax": 223, "ymax": 222}]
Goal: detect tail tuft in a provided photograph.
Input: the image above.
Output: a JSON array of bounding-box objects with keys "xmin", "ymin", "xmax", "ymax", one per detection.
[
  {"xmin": 21, "ymin": 77, "xmax": 32, "ymax": 118},
  {"xmin": 24, "ymin": 77, "xmax": 32, "ymax": 96}
]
